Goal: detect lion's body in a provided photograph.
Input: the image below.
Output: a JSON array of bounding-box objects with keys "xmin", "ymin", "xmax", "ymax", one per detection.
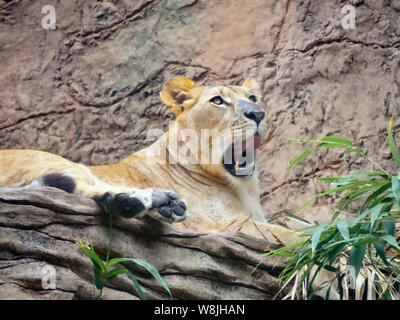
[{"xmin": 0, "ymin": 77, "xmax": 297, "ymax": 244}]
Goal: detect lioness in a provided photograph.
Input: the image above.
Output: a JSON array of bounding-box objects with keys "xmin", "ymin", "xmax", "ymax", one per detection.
[{"xmin": 0, "ymin": 77, "xmax": 296, "ymax": 245}]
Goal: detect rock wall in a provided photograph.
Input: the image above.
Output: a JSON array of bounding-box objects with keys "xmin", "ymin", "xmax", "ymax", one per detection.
[{"xmin": 1, "ymin": 0, "xmax": 400, "ymax": 223}]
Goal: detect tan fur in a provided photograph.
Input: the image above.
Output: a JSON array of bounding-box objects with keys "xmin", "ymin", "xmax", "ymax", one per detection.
[{"xmin": 0, "ymin": 77, "xmax": 297, "ymax": 245}]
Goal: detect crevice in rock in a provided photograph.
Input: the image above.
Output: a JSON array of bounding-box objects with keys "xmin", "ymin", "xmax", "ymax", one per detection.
[
  {"xmin": 290, "ymin": 37, "xmax": 400, "ymax": 54},
  {"xmin": 0, "ymin": 109, "xmax": 75, "ymax": 131},
  {"xmin": 74, "ymin": 0, "xmax": 158, "ymax": 40}
]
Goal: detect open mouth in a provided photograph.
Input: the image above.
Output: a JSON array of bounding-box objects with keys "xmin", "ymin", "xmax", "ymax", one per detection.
[{"xmin": 223, "ymin": 133, "xmax": 261, "ymax": 177}]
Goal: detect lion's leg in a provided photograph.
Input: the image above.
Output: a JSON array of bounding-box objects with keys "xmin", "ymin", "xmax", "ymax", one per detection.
[
  {"xmin": 82, "ymin": 180, "xmax": 188, "ymax": 223},
  {"xmin": 1, "ymin": 150, "xmax": 187, "ymax": 222},
  {"xmin": 27, "ymin": 170, "xmax": 188, "ymax": 223}
]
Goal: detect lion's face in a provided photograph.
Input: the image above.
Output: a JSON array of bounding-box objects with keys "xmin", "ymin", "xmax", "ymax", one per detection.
[{"xmin": 160, "ymin": 77, "xmax": 266, "ymax": 179}]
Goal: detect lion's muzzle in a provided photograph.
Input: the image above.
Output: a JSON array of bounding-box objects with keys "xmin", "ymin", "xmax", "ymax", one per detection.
[{"xmin": 237, "ymin": 100, "xmax": 265, "ymax": 126}]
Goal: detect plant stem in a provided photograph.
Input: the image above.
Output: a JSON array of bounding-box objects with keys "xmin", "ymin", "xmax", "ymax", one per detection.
[
  {"xmin": 99, "ymin": 211, "xmax": 113, "ymax": 300},
  {"xmin": 106, "ymin": 211, "xmax": 113, "ymax": 263},
  {"xmin": 360, "ymin": 152, "xmax": 390, "ymax": 176},
  {"xmin": 98, "ymin": 288, "xmax": 104, "ymax": 300}
]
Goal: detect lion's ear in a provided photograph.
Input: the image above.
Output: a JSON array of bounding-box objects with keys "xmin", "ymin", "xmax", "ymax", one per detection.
[
  {"xmin": 242, "ymin": 78, "xmax": 261, "ymax": 97},
  {"xmin": 160, "ymin": 76, "xmax": 201, "ymax": 116}
]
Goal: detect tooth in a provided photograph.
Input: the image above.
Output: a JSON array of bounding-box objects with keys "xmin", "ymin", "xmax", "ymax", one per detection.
[{"xmin": 235, "ymin": 161, "xmax": 239, "ymax": 170}]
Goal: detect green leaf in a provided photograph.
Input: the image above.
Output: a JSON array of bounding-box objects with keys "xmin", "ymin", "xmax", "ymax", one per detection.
[
  {"xmin": 349, "ymin": 209, "xmax": 370, "ymax": 227},
  {"xmin": 317, "ymin": 177, "xmax": 341, "ymax": 183},
  {"xmin": 333, "ymin": 185, "xmax": 382, "ymax": 220},
  {"xmin": 106, "ymin": 257, "xmax": 130, "ymax": 268},
  {"xmin": 349, "ymin": 244, "xmax": 366, "ymax": 278},
  {"xmin": 76, "ymin": 242, "xmax": 106, "ymax": 273},
  {"xmin": 370, "ymin": 192, "xmax": 394, "ymax": 208},
  {"xmin": 317, "ymin": 181, "xmax": 372, "ymax": 198},
  {"xmin": 320, "ymin": 136, "xmax": 353, "ymax": 147},
  {"xmin": 104, "ymin": 257, "xmax": 171, "ymax": 298},
  {"xmin": 287, "ymin": 147, "xmax": 316, "ymax": 170},
  {"xmin": 344, "ymin": 147, "xmax": 363, "ymax": 155},
  {"xmin": 391, "ymin": 176, "xmax": 400, "ymax": 207},
  {"xmin": 382, "ymin": 235, "xmax": 399, "ymax": 248},
  {"xmin": 383, "ymin": 215, "xmax": 396, "ymax": 236},
  {"xmin": 387, "ymin": 115, "xmax": 400, "ymax": 168},
  {"xmin": 382, "ymin": 289, "xmax": 393, "ymax": 300},
  {"xmin": 105, "ymin": 267, "xmax": 129, "ymax": 280},
  {"xmin": 336, "ymin": 219, "xmax": 349, "ymax": 241},
  {"xmin": 262, "ymin": 240, "xmax": 307, "ymax": 257},
  {"xmin": 373, "ymin": 241, "xmax": 389, "ymax": 266},
  {"xmin": 353, "ymin": 235, "xmax": 378, "ymax": 247},
  {"xmin": 127, "ymin": 272, "xmax": 147, "ymax": 300},
  {"xmin": 311, "ymin": 224, "xmax": 326, "ymax": 253},
  {"xmin": 331, "ymin": 173, "xmax": 387, "ymax": 186},
  {"xmin": 370, "ymin": 203, "xmax": 386, "ymax": 229},
  {"xmin": 93, "ymin": 265, "xmax": 104, "ymax": 290},
  {"xmin": 360, "ymin": 182, "xmax": 392, "ymax": 213},
  {"xmin": 294, "ymin": 197, "xmax": 316, "ymax": 214},
  {"xmin": 327, "ymin": 244, "xmax": 348, "ymax": 265},
  {"xmin": 320, "ymin": 143, "xmax": 351, "ymax": 149},
  {"xmin": 128, "ymin": 259, "xmax": 171, "ymax": 298},
  {"xmin": 287, "ymin": 136, "xmax": 357, "ymax": 170}
]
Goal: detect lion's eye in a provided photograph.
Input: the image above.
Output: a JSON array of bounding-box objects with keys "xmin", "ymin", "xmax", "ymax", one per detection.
[
  {"xmin": 249, "ymin": 95, "xmax": 257, "ymax": 103},
  {"xmin": 210, "ymin": 96, "xmax": 225, "ymax": 105}
]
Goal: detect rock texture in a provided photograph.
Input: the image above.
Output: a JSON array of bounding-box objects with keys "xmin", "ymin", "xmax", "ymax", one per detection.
[
  {"xmin": 1, "ymin": 0, "xmax": 400, "ymax": 298},
  {"xmin": 0, "ymin": 187, "xmax": 287, "ymax": 300}
]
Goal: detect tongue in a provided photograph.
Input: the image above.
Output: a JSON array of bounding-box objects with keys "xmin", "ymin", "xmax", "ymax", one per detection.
[
  {"xmin": 241, "ymin": 133, "xmax": 261, "ymax": 153},
  {"xmin": 233, "ymin": 134, "xmax": 261, "ymax": 160}
]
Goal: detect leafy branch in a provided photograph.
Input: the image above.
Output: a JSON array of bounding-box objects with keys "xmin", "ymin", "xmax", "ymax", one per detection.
[
  {"xmin": 266, "ymin": 116, "xmax": 400, "ymax": 300},
  {"xmin": 76, "ymin": 210, "xmax": 171, "ymax": 300}
]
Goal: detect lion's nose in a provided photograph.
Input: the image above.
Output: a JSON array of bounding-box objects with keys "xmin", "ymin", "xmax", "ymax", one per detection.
[
  {"xmin": 244, "ymin": 110, "xmax": 265, "ymax": 125},
  {"xmin": 237, "ymin": 100, "xmax": 266, "ymax": 125}
]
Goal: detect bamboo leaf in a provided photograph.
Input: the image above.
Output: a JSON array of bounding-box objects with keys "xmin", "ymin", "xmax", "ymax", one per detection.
[
  {"xmin": 382, "ymin": 235, "xmax": 399, "ymax": 248},
  {"xmin": 336, "ymin": 219, "xmax": 349, "ymax": 241},
  {"xmin": 317, "ymin": 181, "xmax": 377, "ymax": 198},
  {"xmin": 128, "ymin": 259, "xmax": 171, "ymax": 298},
  {"xmin": 76, "ymin": 242, "xmax": 106, "ymax": 273},
  {"xmin": 360, "ymin": 182, "xmax": 391, "ymax": 213},
  {"xmin": 294, "ymin": 196, "xmax": 316, "ymax": 215},
  {"xmin": 391, "ymin": 176, "xmax": 400, "ymax": 207},
  {"xmin": 105, "ymin": 267, "xmax": 129, "ymax": 280},
  {"xmin": 263, "ymin": 241, "xmax": 307, "ymax": 257},
  {"xmin": 127, "ymin": 272, "xmax": 147, "ymax": 300},
  {"xmin": 320, "ymin": 136, "xmax": 353, "ymax": 147},
  {"xmin": 349, "ymin": 244, "xmax": 366, "ymax": 278},
  {"xmin": 353, "ymin": 235, "xmax": 378, "ymax": 247},
  {"xmin": 344, "ymin": 147, "xmax": 363, "ymax": 155},
  {"xmin": 383, "ymin": 215, "xmax": 395, "ymax": 237},
  {"xmin": 370, "ymin": 203, "xmax": 386, "ymax": 229},
  {"xmin": 287, "ymin": 147, "xmax": 316, "ymax": 170},
  {"xmin": 373, "ymin": 241, "xmax": 389, "ymax": 266},
  {"xmin": 387, "ymin": 115, "xmax": 400, "ymax": 168},
  {"xmin": 106, "ymin": 257, "xmax": 130, "ymax": 268},
  {"xmin": 382, "ymin": 289, "xmax": 393, "ymax": 300},
  {"xmin": 333, "ymin": 185, "xmax": 382, "ymax": 220},
  {"xmin": 320, "ymin": 143, "xmax": 350, "ymax": 149},
  {"xmin": 93, "ymin": 265, "xmax": 104, "ymax": 290},
  {"xmin": 349, "ymin": 209, "xmax": 370, "ymax": 227},
  {"xmin": 311, "ymin": 224, "xmax": 326, "ymax": 254}
]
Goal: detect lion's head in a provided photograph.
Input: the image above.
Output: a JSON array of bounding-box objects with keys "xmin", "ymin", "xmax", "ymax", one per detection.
[{"xmin": 159, "ymin": 76, "xmax": 267, "ymax": 181}]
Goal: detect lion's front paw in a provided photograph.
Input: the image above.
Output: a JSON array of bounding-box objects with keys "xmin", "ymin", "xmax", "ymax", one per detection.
[
  {"xmin": 94, "ymin": 188, "xmax": 187, "ymax": 223},
  {"xmin": 148, "ymin": 189, "xmax": 188, "ymax": 223},
  {"xmin": 96, "ymin": 192, "xmax": 146, "ymax": 218}
]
